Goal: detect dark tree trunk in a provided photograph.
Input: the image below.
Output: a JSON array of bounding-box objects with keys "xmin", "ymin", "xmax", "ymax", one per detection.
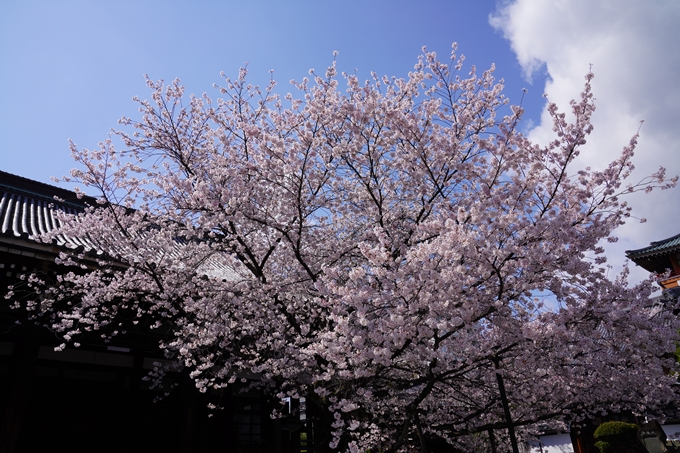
[
  {"xmin": 493, "ymin": 358, "xmax": 520, "ymax": 453},
  {"xmin": 488, "ymin": 428, "xmax": 498, "ymax": 453}
]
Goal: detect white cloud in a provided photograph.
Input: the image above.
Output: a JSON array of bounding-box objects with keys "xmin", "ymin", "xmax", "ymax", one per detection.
[{"xmin": 491, "ymin": 0, "xmax": 680, "ymax": 285}]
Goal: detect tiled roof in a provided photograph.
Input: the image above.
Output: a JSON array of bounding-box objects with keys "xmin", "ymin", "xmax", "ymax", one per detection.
[
  {"xmin": 0, "ymin": 170, "xmax": 241, "ymax": 280},
  {"xmin": 626, "ymin": 233, "xmax": 680, "ymax": 259},
  {"xmin": 0, "ymin": 170, "xmax": 92, "ymax": 249}
]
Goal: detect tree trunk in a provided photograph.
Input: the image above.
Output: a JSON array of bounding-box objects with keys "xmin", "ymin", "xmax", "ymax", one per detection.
[
  {"xmin": 414, "ymin": 412, "xmax": 429, "ymax": 453},
  {"xmin": 488, "ymin": 428, "xmax": 498, "ymax": 453},
  {"xmin": 493, "ymin": 358, "xmax": 520, "ymax": 453}
]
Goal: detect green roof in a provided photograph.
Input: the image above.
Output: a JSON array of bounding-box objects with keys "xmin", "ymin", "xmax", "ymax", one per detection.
[{"xmin": 626, "ymin": 233, "xmax": 680, "ymax": 259}]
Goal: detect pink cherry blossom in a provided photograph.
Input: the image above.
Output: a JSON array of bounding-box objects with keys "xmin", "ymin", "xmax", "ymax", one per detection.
[{"xmin": 9, "ymin": 46, "xmax": 679, "ymax": 453}]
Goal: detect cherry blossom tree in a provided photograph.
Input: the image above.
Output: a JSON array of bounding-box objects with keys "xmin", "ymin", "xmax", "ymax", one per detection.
[{"xmin": 9, "ymin": 45, "xmax": 680, "ymax": 452}]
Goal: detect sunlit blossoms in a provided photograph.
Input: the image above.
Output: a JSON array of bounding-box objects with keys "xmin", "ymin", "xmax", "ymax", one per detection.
[{"xmin": 9, "ymin": 45, "xmax": 679, "ymax": 452}]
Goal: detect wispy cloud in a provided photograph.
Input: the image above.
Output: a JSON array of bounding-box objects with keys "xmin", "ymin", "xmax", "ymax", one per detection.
[{"xmin": 491, "ymin": 0, "xmax": 680, "ymax": 285}]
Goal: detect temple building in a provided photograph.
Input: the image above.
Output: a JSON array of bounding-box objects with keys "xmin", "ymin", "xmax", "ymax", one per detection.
[
  {"xmin": 0, "ymin": 170, "xmax": 305, "ymax": 453},
  {"xmin": 627, "ymin": 233, "xmax": 680, "ymax": 299}
]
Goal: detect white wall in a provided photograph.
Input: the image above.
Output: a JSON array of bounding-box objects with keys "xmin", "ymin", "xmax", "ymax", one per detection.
[{"xmin": 527, "ymin": 434, "xmax": 574, "ymax": 453}]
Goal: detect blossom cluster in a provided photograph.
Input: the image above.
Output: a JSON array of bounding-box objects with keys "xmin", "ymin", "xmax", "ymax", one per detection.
[{"xmin": 9, "ymin": 45, "xmax": 679, "ymax": 452}]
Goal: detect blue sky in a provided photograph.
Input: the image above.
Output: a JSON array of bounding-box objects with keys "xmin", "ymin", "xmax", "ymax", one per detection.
[
  {"xmin": 1, "ymin": 0, "xmax": 679, "ymax": 284},
  {"xmin": 0, "ymin": 0, "xmax": 546, "ymax": 183}
]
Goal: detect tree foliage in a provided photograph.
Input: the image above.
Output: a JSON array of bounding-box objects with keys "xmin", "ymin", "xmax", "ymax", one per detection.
[
  {"xmin": 8, "ymin": 45, "xmax": 680, "ymax": 452},
  {"xmin": 594, "ymin": 421, "xmax": 642, "ymax": 453}
]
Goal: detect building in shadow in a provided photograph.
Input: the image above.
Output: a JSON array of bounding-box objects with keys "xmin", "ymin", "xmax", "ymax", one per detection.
[{"xmin": 0, "ymin": 170, "xmax": 308, "ymax": 453}]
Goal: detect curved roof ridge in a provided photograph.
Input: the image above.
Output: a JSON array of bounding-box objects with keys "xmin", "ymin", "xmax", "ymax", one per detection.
[
  {"xmin": 626, "ymin": 232, "xmax": 680, "ymax": 258},
  {"xmin": 649, "ymin": 232, "xmax": 680, "ymax": 247}
]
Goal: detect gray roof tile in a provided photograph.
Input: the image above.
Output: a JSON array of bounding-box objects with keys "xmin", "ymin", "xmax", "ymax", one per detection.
[{"xmin": 0, "ymin": 170, "xmax": 241, "ymax": 281}]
